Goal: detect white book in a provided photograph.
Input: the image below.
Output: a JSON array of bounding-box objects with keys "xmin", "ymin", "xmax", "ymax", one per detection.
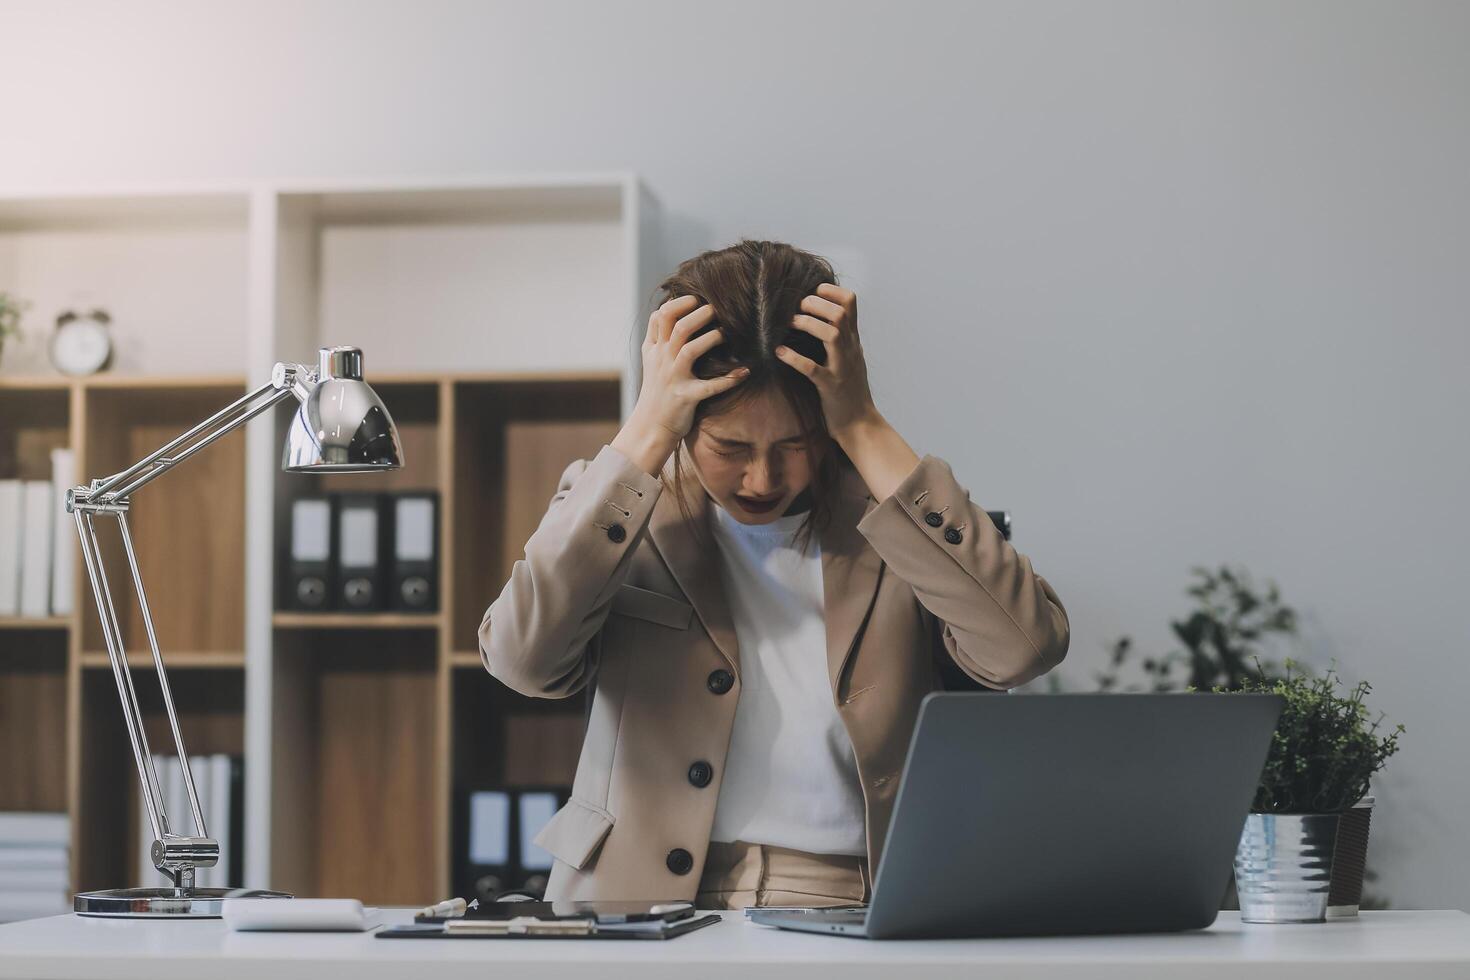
[
  {"xmin": 0, "ymin": 891, "xmax": 70, "ymax": 923},
  {"xmin": 49, "ymin": 448, "xmax": 75, "ymax": 616},
  {"xmin": 0, "ymin": 480, "xmax": 22, "ymax": 616},
  {"xmin": 0, "ymin": 845, "xmax": 68, "ymax": 871},
  {"xmin": 18, "ymin": 480, "xmax": 53, "ymax": 617},
  {"xmin": 209, "ymin": 754, "xmax": 233, "ymax": 889},
  {"xmin": 165, "ymin": 756, "xmax": 188, "ymax": 843},
  {"xmin": 1, "ymin": 867, "xmax": 70, "ymax": 891},
  {"xmin": 0, "ymin": 812, "xmax": 69, "ymax": 847},
  {"xmin": 188, "ymin": 755, "xmax": 210, "ymax": 887}
]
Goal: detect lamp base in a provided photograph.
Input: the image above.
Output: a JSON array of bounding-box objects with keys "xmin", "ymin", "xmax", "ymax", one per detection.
[{"xmin": 74, "ymin": 886, "xmax": 292, "ymax": 918}]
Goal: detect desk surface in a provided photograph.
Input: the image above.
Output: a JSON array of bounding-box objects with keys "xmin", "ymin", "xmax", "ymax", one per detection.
[{"xmin": 1, "ymin": 910, "xmax": 1469, "ymax": 980}]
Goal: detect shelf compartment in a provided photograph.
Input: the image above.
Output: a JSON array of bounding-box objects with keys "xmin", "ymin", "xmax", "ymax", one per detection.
[
  {"xmin": 449, "ymin": 664, "xmax": 585, "ymax": 898},
  {"xmin": 0, "ymin": 385, "xmax": 69, "ymax": 480},
  {"xmin": 271, "ymin": 380, "xmax": 442, "ymax": 616},
  {"xmin": 0, "ymin": 634, "xmax": 68, "ymax": 812},
  {"xmin": 270, "ymin": 629, "xmax": 438, "ymax": 906},
  {"xmin": 451, "ymin": 664, "xmax": 586, "ymax": 791},
  {"xmin": 80, "ymin": 650, "xmax": 245, "ymax": 670},
  {"xmin": 78, "ymin": 382, "xmax": 247, "ymax": 659},
  {"xmin": 450, "ymin": 377, "xmax": 621, "ymax": 653},
  {"xmin": 76, "ymin": 665, "xmax": 245, "ymax": 893},
  {"xmin": 276, "ymin": 182, "xmax": 628, "ymax": 375}
]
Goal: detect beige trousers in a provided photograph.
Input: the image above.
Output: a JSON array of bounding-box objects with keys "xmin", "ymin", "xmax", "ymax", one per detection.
[{"xmin": 695, "ymin": 840, "xmax": 870, "ymax": 910}]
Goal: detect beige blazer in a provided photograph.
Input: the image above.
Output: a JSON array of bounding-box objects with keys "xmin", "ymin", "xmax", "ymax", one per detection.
[{"xmin": 478, "ymin": 443, "xmax": 1070, "ymax": 901}]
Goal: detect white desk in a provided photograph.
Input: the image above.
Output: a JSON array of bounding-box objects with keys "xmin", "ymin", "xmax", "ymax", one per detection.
[{"xmin": 1, "ymin": 910, "xmax": 1468, "ymax": 979}]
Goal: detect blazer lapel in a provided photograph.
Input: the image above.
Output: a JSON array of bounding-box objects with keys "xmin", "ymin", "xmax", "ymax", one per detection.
[
  {"xmin": 820, "ymin": 463, "xmax": 884, "ymax": 693},
  {"xmin": 646, "ymin": 450, "xmax": 884, "ymax": 690},
  {"xmin": 647, "ymin": 454, "xmax": 741, "ymax": 675}
]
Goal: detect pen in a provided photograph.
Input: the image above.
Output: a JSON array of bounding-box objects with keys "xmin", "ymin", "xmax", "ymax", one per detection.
[{"xmin": 417, "ymin": 897, "xmax": 469, "ymax": 918}]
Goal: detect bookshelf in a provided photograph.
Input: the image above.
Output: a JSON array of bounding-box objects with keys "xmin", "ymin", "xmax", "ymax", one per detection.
[{"xmin": 0, "ymin": 174, "xmax": 657, "ymax": 905}]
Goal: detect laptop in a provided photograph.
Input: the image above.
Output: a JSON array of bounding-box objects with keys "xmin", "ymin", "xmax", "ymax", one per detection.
[{"xmin": 748, "ymin": 692, "xmax": 1282, "ymax": 939}]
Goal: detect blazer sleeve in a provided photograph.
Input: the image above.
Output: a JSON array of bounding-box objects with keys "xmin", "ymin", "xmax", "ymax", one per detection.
[
  {"xmin": 855, "ymin": 453, "xmax": 1070, "ymax": 690},
  {"xmin": 478, "ymin": 443, "xmax": 664, "ymax": 699}
]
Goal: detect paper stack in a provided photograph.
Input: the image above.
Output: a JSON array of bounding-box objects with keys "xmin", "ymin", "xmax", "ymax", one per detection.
[{"xmin": 0, "ymin": 812, "xmax": 70, "ymax": 922}]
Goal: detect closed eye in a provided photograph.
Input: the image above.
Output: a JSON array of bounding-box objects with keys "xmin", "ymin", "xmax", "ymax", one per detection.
[{"xmin": 713, "ymin": 443, "xmax": 805, "ymax": 457}]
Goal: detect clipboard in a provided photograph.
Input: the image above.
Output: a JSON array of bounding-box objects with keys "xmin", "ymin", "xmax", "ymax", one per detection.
[{"xmin": 376, "ymin": 913, "xmax": 721, "ymax": 940}]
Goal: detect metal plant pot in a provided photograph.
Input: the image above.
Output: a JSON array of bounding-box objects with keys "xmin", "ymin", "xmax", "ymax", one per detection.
[{"xmin": 1233, "ymin": 812, "xmax": 1341, "ymax": 923}]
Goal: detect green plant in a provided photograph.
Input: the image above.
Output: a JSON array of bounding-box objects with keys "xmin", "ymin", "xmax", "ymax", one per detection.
[
  {"xmin": 1230, "ymin": 660, "xmax": 1403, "ymax": 814},
  {"xmin": 0, "ymin": 292, "xmax": 29, "ymax": 346},
  {"xmin": 1095, "ymin": 565, "xmax": 1297, "ymax": 692}
]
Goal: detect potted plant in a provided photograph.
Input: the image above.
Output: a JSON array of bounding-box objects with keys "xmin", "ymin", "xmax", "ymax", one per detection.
[
  {"xmin": 0, "ymin": 292, "xmax": 28, "ymax": 368},
  {"xmin": 1229, "ymin": 662, "xmax": 1403, "ymax": 923}
]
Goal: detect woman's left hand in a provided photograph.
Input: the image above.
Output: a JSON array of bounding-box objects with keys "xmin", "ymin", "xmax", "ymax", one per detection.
[{"xmin": 775, "ymin": 283, "xmax": 880, "ymax": 440}]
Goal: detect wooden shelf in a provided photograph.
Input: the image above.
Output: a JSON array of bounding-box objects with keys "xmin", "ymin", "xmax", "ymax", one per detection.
[
  {"xmin": 0, "ymin": 616, "xmax": 70, "ymax": 630},
  {"xmin": 80, "ymin": 651, "xmax": 245, "ymax": 669},
  {"xmin": 1, "ymin": 174, "xmax": 649, "ymax": 905},
  {"xmin": 0, "ymin": 376, "xmax": 73, "ymax": 391},
  {"xmin": 272, "ymin": 612, "xmax": 442, "ymax": 630}
]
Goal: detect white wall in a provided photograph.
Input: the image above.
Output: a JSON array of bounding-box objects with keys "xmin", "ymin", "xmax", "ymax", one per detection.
[{"xmin": 2, "ymin": 0, "xmax": 1466, "ymax": 910}]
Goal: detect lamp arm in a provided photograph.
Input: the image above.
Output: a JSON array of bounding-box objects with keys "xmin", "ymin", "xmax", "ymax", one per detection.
[{"xmin": 81, "ymin": 363, "xmax": 313, "ymax": 507}]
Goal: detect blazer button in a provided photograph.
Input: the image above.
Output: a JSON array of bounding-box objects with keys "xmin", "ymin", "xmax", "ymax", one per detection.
[
  {"xmin": 944, "ymin": 527, "xmax": 963, "ymax": 544},
  {"xmin": 706, "ymin": 669, "xmax": 734, "ymax": 695},
  {"xmin": 687, "ymin": 761, "xmax": 713, "ymax": 788},
  {"xmin": 606, "ymin": 523, "xmax": 626, "ymax": 543},
  {"xmin": 666, "ymin": 848, "xmax": 694, "ymax": 875},
  {"xmin": 925, "ymin": 511, "xmax": 944, "ymax": 527}
]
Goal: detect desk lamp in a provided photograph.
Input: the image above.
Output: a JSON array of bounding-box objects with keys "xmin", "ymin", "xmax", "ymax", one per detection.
[{"xmin": 68, "ymin": 346, "xmax": 403, "ymax": 918}]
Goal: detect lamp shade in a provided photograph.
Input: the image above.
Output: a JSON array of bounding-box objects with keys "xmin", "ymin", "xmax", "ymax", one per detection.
[{"xmin": 281, "ymin": 346, "xmax": 404, "ymax": 472}]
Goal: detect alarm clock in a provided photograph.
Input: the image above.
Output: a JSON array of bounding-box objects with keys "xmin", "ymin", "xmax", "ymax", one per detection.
[{"xmin": 49, "ymin": 309, "xmax": 113, "ymax": 376}]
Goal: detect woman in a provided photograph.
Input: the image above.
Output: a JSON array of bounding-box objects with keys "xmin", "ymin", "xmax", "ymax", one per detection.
[{"xmin": 480, "ymin": 240, "xmax": 1069, "ymax": 908}]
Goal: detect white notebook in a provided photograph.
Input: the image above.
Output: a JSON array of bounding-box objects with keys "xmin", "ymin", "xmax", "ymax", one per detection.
[
  {"xmin": 18, "ymin": 480, "xmax": 52, "ymax": 617},
  {"xmin": 0, "ymin": 480, "xmax": 22, "ymax": 616}
]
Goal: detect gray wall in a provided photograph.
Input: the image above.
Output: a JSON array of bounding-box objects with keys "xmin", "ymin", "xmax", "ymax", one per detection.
[{"xmin": 2, "ymin": 0, "xmax": 1465, "ymax": 909}]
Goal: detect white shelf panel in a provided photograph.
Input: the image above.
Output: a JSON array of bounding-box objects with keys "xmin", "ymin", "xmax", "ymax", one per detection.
[
  {"xmin": 282, "ymin": 182, "xmax": 622, "ymax": 225},
  {"xmin": 315, "ymin": 219, "xmax": 626, "ymax": 372},
  {"xmin": 0, "ymin": 191, "xmax": 249, "ymax": 232},
  {"xmin": 0, "ymin": 191, "xmax": 250, "ymax": 377}
]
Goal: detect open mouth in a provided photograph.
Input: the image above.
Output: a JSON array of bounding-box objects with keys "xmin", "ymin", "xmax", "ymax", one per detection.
[{"xmin": 734, "ymin": 494, "xmax": 783, "ymax": 514}]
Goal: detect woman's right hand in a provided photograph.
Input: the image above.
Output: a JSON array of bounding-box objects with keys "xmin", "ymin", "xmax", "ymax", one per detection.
[{"xmin": 611, "ymin": 295, "xmax": 749, "ymax": 476}]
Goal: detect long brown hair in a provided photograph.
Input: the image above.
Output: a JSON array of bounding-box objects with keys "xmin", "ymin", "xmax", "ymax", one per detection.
[{"xmin": 644, "ymin": 239, "xmax": 849, "ymax": 555}]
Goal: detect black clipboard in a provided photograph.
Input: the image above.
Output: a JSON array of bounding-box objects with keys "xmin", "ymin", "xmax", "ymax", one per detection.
[{"xmin": 376, "ymin": 913, "xmax": 721, "ymax": 941}]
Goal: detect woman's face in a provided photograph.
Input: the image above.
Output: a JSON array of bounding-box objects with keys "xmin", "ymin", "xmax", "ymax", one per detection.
[{"xmin": 686, "ymin": 387, "xmax": 815, "ymax": 525}]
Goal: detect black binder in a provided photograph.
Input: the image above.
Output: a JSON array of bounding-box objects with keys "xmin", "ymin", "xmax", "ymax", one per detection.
[
  {"xmin": 334, "ymin": 493, "xmax": 385, "ymax": 611},
  {"xmin": 389, "ymin": 491, "xmax": 438, "ymax": 611},
  {"xmin": 454, "ymin": 785, "xmax": 569, "ymax": 903},
  {"xmin": 284, "ymin": 496, "xmax": 336, "ymax": 611}
]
